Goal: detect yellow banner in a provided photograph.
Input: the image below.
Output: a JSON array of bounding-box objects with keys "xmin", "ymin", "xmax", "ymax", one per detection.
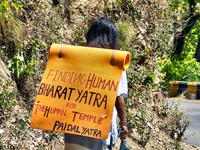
[{"xmin": 30, "ymin": 44, "xmax": 130, "ymax": 140}]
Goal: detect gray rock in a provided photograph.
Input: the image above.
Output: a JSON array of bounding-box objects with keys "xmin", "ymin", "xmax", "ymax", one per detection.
[{"xmin": 186, "ymin": 94, "xmax": 196, "ymax": 100}]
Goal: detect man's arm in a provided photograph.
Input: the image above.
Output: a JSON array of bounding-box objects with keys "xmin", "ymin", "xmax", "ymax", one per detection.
[{"xmin": 115, "ymin": 94, "xmax": 128, "ymax": 140}]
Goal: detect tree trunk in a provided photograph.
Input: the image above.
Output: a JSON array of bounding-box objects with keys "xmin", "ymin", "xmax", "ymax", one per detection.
[
  {"xmin": 194, "ymin": 37, "xmax": 200, "ymax": 62},
  {"xmin": 173, "ymin": 0, "xmax": 200, "ymax": 56},
  {"xmin": 173, "ymin": 15, "xmax": 200, "ymax": 56}
]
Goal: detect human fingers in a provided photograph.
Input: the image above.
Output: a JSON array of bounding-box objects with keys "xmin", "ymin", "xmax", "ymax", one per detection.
[{"xmin": 119, "ymin": 126, "xmax": 128, "ymax": 140}]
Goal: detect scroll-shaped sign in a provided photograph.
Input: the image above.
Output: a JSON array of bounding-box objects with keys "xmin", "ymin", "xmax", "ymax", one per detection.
[{"xmin": 30, "ymin": 44, "xmax": 130, "ymax": 140}]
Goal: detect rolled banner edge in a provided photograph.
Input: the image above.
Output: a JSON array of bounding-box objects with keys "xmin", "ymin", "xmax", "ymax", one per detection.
[{"xmin": 123, "ymin": 52, "xmax": 130, "ymax": 71}]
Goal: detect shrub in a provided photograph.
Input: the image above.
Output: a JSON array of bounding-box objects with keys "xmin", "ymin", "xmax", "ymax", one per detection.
[
  {"xmin": 0, "ymin": 0, "xmax": 25, "ymax": 45},
  {"xmin": 161, "ymin": 19, "xmax": 200, "ymax": 88},
  {"xmin": 161, "ymin": 100, "xmax": 190, "ymax": 142},
  {"xmin": 161, "ymin": 53, "xmax": 200, "ymax": 89},
  {"xmin": 7, "ymin": 44, "xmax": 38, "ymax": 87},
  {"xmin": 0, "ymin": 79, "xmax": 16, "ymax": 114}
]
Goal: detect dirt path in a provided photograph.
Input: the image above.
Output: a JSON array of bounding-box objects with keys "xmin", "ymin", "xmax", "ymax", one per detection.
[{"xmin": 54, "ymin": 134, "xmax": 200, "ymax": 150}]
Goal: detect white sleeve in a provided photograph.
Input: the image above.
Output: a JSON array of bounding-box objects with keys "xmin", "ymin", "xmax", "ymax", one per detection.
[{"xmin": 117, "ymin": 71, "xmax": 128, "ymax": 98}]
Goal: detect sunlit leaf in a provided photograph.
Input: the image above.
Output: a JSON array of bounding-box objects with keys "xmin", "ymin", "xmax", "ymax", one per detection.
[
  {"xmin": 3, "ymin": 0, "xmax": 9, "ymax": 8},
  {"xmin": 16, "ymin": 2, "xmax": 23, "ymax": 7},
  {"xmin": 0, "ymin": 5, "xmax": 7, "ymax": 14},
  {"xmin": 14, "ymin": 3, "xmax": 18, "ymax": 11}
]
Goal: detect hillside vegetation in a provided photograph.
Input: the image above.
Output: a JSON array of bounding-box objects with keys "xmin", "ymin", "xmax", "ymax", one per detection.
[{"xmin": 0, "ymin": 0, "xmax": 199, "ymax": 149}]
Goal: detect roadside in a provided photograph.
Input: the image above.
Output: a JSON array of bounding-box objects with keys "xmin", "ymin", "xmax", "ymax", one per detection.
[
  {"xmin": 168, "ymin": 98, "xmax": 200, "ymax": 148},
  {"xmin": 54, "ymin": 132, "xmax": 200, "ymax": 150}
]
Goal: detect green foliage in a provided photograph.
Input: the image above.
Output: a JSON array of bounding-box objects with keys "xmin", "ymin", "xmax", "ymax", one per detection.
[
  {"xmin": 0, "ymin": 79, "xmax": 16, "ymax": 112},
  {"xmin": 8, "ymin": 44, "xmax": 38, "ymax": 86},
  {"xmin": 143, "ymin": 71, "xmax": 157, "ymax": 87},
  {"xmin": 13, "ymin": 1, "xmax": 23, "ymax": 11},
  {"xmin": 118, "ymin": 21, "xmax": 137, "ymax": 63},
  {"xmin": 161, "ymin": 54, "xmax": 200, "ymax": 87},
  {"xmin": 0, "ymin": 0, "xmax": 195, "ymax": 148},
  {"xmin": 128, "ymin": 68, "xmax": 157, "ymax": 94},
  {"xmin": 74, "ymin": 27, "xmax": 87, "ymax": 46},
  {"xmin": 173, "ymin": 140, "xmax": 182, "ymax": 150},
  {"xmin": 0, "ymin": 0, "xmax": 23, "ymax": 14},
  {"xmin": 0, "ymin": 47, "xmax": 5, "ymax": 59},
  {"xmin": 161, "ymin": 19, "xmax": 200, "ymax": 88},
  {"xmin": 8, "ymin": 46, "xmax": 26, "ymax": 82},
  {"xmin": 183, "ymin": 19, "xmax": 200, "ymax": 57},
  {"xmin": 0, "ymin": 0, "xmax": 25, "ymax": 45},
  {"xmin": 0, "ymin": 1, "xmax": 8, "ymax": 14},
  {"xmin": 169, "ymin": 0, "xmax": 188, "ymax": 11}
]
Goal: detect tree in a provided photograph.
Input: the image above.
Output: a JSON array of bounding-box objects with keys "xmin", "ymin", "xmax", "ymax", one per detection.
[
  {"xmin": 173, "ymin": 0, "xmax": 200, "ymax": 56},
  {"xmin": 194, "ymin": 36, "xmax": 200, "ymax": 61}
]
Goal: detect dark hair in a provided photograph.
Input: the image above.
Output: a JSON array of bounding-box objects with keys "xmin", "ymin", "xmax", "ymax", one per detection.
[{"xmin": 86, "ymin": 17, "xmax": 119, "ymax": 49}]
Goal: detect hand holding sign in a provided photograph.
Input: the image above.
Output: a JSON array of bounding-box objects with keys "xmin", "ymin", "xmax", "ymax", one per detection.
[{"xmin": 30, "ymin": 44, "xmax": 130, "ymax": 140}]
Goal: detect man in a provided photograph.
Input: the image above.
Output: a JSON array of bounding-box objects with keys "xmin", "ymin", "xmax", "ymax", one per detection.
[{"xmin": 65, "ymin": 17, "xmax": 129, "ymax": 150}]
